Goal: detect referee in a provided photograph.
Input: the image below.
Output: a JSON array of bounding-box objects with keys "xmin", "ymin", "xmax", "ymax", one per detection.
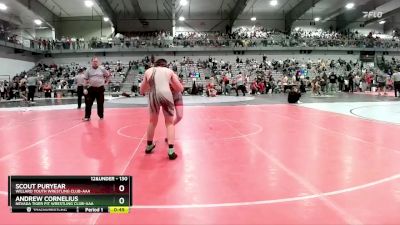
[
  {"xmin": 83, "ymin": 57, "xmax": 110, "ymax": 121},
  {"xmin": 26, "ymin": 75, "xmax": 38, "ymax": 102}
]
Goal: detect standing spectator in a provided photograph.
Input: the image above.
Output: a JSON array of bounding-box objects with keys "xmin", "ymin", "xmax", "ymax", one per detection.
[
  {"xmin": 376, "ymin": 71, "xmax": 387, "ymax": 96},
  {"xmin": 61, "ymin": 36, "xmax": 66, "ymax": 49},
  {"xmin": 75, "ymin": 68, "xmax": 86, "ymax": 109},
  {"xmin": 8, "ymin": 82, "xmax": 17, "ymax": 100},
  {"xmin": 71, "ymin": 37, "xmax": 77, "ymax": 50},
  {"xmin": 77, "ymin": 37, "xmax": 81, "ymax": 49},
  {"xmin": 321, "ymin": 72, "xmax": 328, "ymax": 94},
  {"xmin": 365, "ymin": 70, "xmax": 373, "ymax": 92},
  {"xmin": 67, "ymin": 36, "xmax": 71, "ymax": 49},
  {"xmin": 222, "ymin": 74, "xmax": 231, "ymax": 95},
  {"xmin": 328, "ymin": 72, "xmax": 337, "ymax": 93},
  {"xmin": 19, "ymin": 77, "xmax": 27, "ymax": 100},
  {"xmin": 80, "ymin": 37, "xmax": 85, "ymax": 49},
  {"xmin": 47, "ymin": 39, "xmax": 51, "ymax": 50},
  {"xmin": 338, "ymin": 74, "xmax": 345, "ymax": 92},
  {"xmin": 393, "ymin": 68, "xmax": 400, "ymax": 98},
  {"xmin": 0, "ymin": 81, "xmax": 5, "ymax": 100},
  {"xmin": 235, "ymin": 72, "xmax": 246, "ymax": 96},
  {"xmin": 42, "ymin": 39, "xmax": 47, "ymax": 51},
  {"xmin": 348, "ymin": 72, "xmax": 354, "ymax": 93},
  {"xmin": 37, "ymin": 79, "xmax": 43, "ymax": 98},
  {"xmin": 354, "ymin": 74, "xmax": 361, "ymax": 92}
]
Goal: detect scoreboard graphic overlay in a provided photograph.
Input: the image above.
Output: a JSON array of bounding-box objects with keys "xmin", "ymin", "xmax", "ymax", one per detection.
[{"xmin": 8, "ymin": 176, "xmax": 132, "ymax": 213}]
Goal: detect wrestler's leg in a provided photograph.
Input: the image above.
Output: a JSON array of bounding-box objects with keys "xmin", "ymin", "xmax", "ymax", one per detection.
[
  {"xmin": 164, "ymin": 111, "xmax": 175, "ymax": 146},
  {"xmin": 145, "ymin": 109, "xmax": 159, "ymax": 154},
  {"xmin": 174, "ymin": 93, "xmax": 183, "ymax": 125},
  {"xmin": 162, "ymin": 103, "xmax": 178, "ymax": 160},
  {"xmin": 174, "ymin": 104, "xmax": 183, "ymax": 125}
]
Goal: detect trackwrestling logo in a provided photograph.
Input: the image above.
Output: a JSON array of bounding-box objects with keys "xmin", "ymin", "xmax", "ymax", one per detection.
[{"xmin": 363, "ymin": 11, "xmax": 383, "ymax": 18}]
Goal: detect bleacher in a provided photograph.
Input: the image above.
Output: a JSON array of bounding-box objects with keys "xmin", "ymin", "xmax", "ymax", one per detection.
[{"xmin": 176, "ymin": 63, "xmax": 209, "ymax": 88}]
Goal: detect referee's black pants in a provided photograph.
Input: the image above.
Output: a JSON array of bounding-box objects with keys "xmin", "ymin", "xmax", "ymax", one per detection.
[
  {"xmin": 394, "ymin": 81, "xmax": 400, "ymax": 97},
  {"xmin": 77, "ymin": 86, "xmax": 84, "ymax": 109},
  {"xmin": 85, "ymin": 86, "xmax": 105, "ymax": 119},
  {"xmin": 28, "ymin": 86, "xmax": 36, "ymax": 101},
  {"xmin": 235, "ymin": 85, "xmax": 246, "ymax": 96}
]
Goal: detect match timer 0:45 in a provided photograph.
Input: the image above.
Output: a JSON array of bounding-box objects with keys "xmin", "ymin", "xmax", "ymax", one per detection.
[{"xmin": 8, "ymin": 176, "xmax": 132, "ymax": 213}]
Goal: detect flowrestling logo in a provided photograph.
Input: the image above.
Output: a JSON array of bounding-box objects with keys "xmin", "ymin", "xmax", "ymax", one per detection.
[{"xmin": 363, "ymin": 11, "xmax": 383, "ymax": 19}]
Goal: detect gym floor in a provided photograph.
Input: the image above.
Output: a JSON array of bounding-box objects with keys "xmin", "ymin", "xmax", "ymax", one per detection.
[{"xmin": 1, "ymin": 93, "xmax": 400, "ymax": 225}]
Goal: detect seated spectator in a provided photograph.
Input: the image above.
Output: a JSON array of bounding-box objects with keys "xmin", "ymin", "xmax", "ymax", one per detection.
[
  {"xmin": 311, "ymin": 77, "xmax": 321, "ymax": 95},
  {"xmin": 387, "ymin": 77, "xmax": 394, "ymax": 90},
  {"xmin": 43, "ymin": 83, "xmax": 52, "ymax": 98},
  {"xmin": 206, "ymin": 77, "xmax": 217, "ymax": 97},
  {"xmin": 250, "ymin": 80, "xmax": 258, "ymax": 95},
  {"xmin": 288, "ymin": 87, "xmax": 302, "ymax": 104},
  {"xmin": 299, "ymin": 79, "xmax": 307, "ymax": 93},
  {"xmin": 265, "ymin": 77, "xmax": 275, "ymax": 94},
  {"xmin": 258, "ymin": 80, "xmax": 265, "ymax": 94}
]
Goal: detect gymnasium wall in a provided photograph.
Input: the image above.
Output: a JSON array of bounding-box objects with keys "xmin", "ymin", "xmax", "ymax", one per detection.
[
  {"xmin": 175, "ymin": 19, "xmax": 229, "ymax": 33},
  {"xmin": 35, "ymin": 28, "xmax": 55, "ymax": 40},
  {"xmin": 234, "ymin": 20, "xmax": 285, "ymax": 32},
  {"xmin": 347, "ymin": 22, "xmax": 384, "ymax": 35},
  {"xmin": 0, "ymin": 46, "xmax": 37, "ymax": 76},
  {"xmin": 56, "ymin": 17, "xmax": 114, "ymax": 40},
  {"xmin": 117, "ymin": 20, "xmax": 171, "ymax": 33},
  {"xmin": 386, "ymin": 14, "xmax": 400, "ymax": 32},
  {"xmin": 292, "ymin": 20, "xmax": 337, "ymax": 32}
]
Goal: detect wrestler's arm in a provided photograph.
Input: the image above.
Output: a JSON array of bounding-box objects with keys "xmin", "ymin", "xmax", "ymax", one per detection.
[
  {"xmin": 140, "ymin": 71, "xmax": 150, "ymax": 95},
  {"xmin": 170, "ymin": 72, "xmax": 184, "ymax": 93}
]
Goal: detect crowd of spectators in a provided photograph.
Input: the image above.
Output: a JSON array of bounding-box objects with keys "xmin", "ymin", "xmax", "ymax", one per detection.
[
  {"xmin": 0, "ymin": 60, "xmax": 131, "ymax": 101},
  {"xmin": 2, "ymin": 26, "xmax": 400, "ymax": 51},
  {"xmin": 1, "ymin": 54, "xmax": 399, "ymax": 103},
  {"xmin": 169, "ymin": 55, "xmax": 399, "ymax": 98}
]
